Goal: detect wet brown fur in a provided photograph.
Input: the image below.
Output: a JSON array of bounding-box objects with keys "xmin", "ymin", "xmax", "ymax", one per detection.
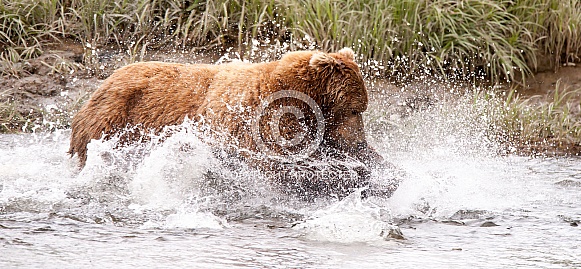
[{"xmin": 69, "ymin": 48, "xmax": 373, "ymax": 167}]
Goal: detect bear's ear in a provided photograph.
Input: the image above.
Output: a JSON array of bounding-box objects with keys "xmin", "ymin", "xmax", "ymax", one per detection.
[
  {"xmin": 337, "ymin": 47, "xmax": 355, "ymax": 61},
  {"xmin": 309, "ymin": 52, "xmax": 339, "ymax": 71}
]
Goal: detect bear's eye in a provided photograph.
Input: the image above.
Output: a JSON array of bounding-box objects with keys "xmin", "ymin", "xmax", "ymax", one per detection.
[{"xmin": 351, "ymin": 110, "xmax": 358, "ymax": 115}]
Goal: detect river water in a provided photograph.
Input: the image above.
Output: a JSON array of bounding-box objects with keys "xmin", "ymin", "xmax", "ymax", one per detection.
[{"xmin": 1, "ymin": 85, "xmax": 580, "ymax": 268}]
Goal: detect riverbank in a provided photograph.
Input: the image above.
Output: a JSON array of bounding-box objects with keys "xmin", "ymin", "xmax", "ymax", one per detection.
[{"xmin": 3, "ymin": 0, "xmax": 581, "ymax": 82}]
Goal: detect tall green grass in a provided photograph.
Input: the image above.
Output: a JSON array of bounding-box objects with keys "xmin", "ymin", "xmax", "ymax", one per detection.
[
  {"xmin": 1, "ymin": 0, "xmax": 60, "ymax": 76},
  {"xmin": 2, "ymin": 0, "xmax": 581, "ymax": 82}
]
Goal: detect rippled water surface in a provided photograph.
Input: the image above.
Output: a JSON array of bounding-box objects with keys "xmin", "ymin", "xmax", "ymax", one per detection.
[{"xmin": 1, "ymin": 93, "xmax": 581, "ymax": 268}]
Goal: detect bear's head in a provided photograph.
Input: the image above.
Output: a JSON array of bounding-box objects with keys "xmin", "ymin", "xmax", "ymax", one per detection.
[
  {"xmin": 312, "ymin": 48, "xmax": 379, "ymax": 164},
  {"xmin": 272, "ymin": 48, "xmax": 383, "ymax": 167}
]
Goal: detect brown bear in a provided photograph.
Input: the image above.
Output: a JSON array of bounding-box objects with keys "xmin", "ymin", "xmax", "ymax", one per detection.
[{"xmin": 69, "ymin": 48, "xmax": 393, "ymax": 197}]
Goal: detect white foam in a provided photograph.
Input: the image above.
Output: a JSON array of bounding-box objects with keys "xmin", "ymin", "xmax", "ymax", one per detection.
[
  {"xmin": 138, "ymin": 206, "xmax": 228, "ymax": 230},
  {"xmin": 294, "ymin": 191, "xmax": 397, "ymax": 243},
  {"xmin": 128, "ymin": 128, "xmax": 216, "ymax": 210},
  {"xmin": 0, "ymin": 133, "xmax": 80, "ymax": 210}
]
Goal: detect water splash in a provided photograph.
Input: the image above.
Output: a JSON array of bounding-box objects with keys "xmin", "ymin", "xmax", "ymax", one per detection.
[
  {"xmin": 363, "ymin": 82, "xmax": 554, "ymax": 221},
  {"xmin": 294, "ymin": 190, "xmax": 400, "ymax": 243}
]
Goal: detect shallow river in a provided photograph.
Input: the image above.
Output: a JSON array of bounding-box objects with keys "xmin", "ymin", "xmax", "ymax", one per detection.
[{"xmin": 1, "ymin": 88, "xmax": 580, "ymax": 268}]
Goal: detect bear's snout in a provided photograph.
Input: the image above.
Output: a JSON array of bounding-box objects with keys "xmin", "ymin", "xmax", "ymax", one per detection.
[{"xmin": 355, "ymin": 145, "xmax": 384, "ymax": 167}]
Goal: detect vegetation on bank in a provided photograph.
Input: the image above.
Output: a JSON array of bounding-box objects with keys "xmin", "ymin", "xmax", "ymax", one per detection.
[
  {"xmin": 1, "ymin": 0, "xmax": 581, "ymax": 81},
  {"xmin": 1, "ymin": 0, "xmax": 581, "ymax": 154},
  {"xmin": 0, "ymin": 89, "xmax": 24, "ymax": 132},
  {"xmin": 475, "ymin": 83, "xmax": 581, "ymax": 156},
  {"xmin": 498, "ymin": 84, "xmax": 581, "ymax": 155}
]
